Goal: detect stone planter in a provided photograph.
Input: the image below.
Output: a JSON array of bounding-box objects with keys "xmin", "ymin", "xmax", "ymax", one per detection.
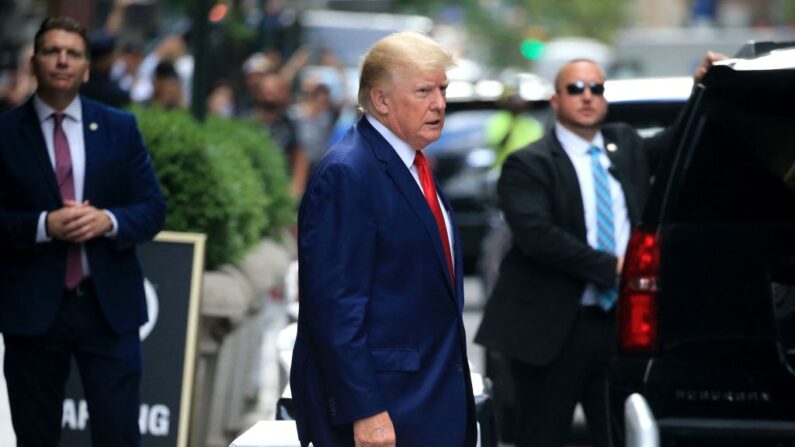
[{"xmin": 191, "ymin": 232, "xmax": 295, "ymax": 447}]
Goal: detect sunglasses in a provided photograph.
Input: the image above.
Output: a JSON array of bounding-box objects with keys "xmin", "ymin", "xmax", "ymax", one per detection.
[{"xmin": 565, "ymin": 81, "xmax": 605, "ymax": 96}]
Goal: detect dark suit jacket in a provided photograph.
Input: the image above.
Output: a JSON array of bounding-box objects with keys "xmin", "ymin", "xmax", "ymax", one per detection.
[
  {"xmin": 475, "ymin": 123, "xmax": 659, "ymax": 366},
  {"xmin": 0, "ymin": 97, "xmax": 166, "ymax": 336},
  {"xmin": 290, "ymin": 117, "xmax": 476, "ymax": 446}
]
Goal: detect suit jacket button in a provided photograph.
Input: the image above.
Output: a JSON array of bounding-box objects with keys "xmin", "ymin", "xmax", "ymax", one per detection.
[{"xmin": 456, "ymin": 362, "xmax": 464, "ymax": 372}]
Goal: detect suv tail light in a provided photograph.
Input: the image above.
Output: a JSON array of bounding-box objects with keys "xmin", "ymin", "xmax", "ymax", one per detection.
[{"xmin": 618, "ymin": 230, "xmax": 660, "ymax": 354}]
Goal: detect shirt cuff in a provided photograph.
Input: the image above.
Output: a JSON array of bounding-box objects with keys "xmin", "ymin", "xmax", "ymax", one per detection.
[
  {"xmin": 36, "ymin": 212, "xmax": 51, "ymax": 243},
  {"xmin": 103, "ymin": 210, "xmax": 119, "ymax": 238}
]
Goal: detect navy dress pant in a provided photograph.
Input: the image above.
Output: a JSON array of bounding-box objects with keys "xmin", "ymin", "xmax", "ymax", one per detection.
[{"xmin": 3, "ymin": 281, "xmax": 142, "ymax": 447}]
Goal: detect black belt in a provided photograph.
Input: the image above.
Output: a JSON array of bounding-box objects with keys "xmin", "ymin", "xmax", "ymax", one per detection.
[{"xmin": 66, "ymin": 278, "xmax": 94, "ymax": 297}]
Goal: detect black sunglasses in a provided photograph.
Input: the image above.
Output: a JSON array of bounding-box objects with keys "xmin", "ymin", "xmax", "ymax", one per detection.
[{"xmin": 565, "ymin": 81, "xmax": 605, "ymax": 96}]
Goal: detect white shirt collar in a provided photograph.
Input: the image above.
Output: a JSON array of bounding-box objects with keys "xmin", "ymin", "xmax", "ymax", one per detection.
[
  {"xmin": 366, "ymin": 114, "xmax": 420, "ymax": 169},
  {"xmin": 555, "ymin": 121, "xmax": 605, "ymax": 157},
  {"xmin": 33, "ymin": 95, "xmax": 82, "ymax": 124}
]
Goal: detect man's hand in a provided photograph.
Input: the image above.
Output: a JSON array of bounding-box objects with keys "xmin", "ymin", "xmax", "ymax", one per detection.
[
  {"xmin": 47, "ymin": 200, "xmax": 83, "ymax": 241},
  {"xmin": 353, "ymin": 411, "xmax": 395, "ymax": 447},
  {"xmin": 694, "ymin": 51, "xmax": 728, "ymax": 83},
  {"xmin": 616, "ymin": 256, "xmax": 624, "ymax": 276},
  {"xmin": 47, "ymin": 201, "xmax": 113, "ymax": 243},
  {"xmin": 156, "ymin": 36, "xmax": 186, "ymax": 60}
]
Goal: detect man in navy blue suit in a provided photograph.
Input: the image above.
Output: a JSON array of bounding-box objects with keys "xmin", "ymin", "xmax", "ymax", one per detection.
[
  {"xmin": 290, "ymin": 32, "xmax": 477, "ymax": 446},
  {"xmin": 0, "ymin": 17, "xmax": 166, "ymax": 446}
]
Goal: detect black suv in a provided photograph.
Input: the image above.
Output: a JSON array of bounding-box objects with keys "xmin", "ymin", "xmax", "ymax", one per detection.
[{"xmin": 610, "ymin": 42, "xmax": 795, "ymax": 446}]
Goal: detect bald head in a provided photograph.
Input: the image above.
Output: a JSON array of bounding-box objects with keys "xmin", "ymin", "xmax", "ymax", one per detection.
[
  {"xmin": 551, "ymin": 59, "xmax": 608, "ymax": 140},
  {"xmin": 554, "ymin": 59, "xmax": 605, "ymax": 93}
]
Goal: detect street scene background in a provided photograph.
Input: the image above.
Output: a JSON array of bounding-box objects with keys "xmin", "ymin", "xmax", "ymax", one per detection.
[{"xmin": 0, "ymin": 0, "xmax": 794, "ymax": 446}]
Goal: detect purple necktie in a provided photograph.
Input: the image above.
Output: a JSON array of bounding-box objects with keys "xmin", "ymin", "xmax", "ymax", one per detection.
[{"xmin": 53, "ymin": 113, "xmax": 83, "ymax": 289}]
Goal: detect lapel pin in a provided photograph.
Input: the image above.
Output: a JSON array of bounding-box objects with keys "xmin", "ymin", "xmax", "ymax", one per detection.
[
  {"xmin": 89, "ymin": 122, "xmax": 98, "ymax": 131},
  {"xmin": 606, "ymin": 143, "xmax": 617, "ymax": 152}
]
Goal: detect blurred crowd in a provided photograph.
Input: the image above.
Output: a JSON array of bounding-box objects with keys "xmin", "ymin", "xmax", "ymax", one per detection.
[{"xmin": 0, "ymin": 0, "xmax": 353, "ymax": 197}]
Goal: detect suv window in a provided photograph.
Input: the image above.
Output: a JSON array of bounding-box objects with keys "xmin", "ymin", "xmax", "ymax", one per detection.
[
  {"xmin": 669, "ymin": 93, "xmax": 795, "ymax": 224},
  {"xmin": 644, "ymin": 70, "xmax": 795, "ymax": 364}
]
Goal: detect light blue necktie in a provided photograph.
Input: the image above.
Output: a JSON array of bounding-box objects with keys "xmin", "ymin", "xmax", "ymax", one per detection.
[{"xmin": 589, "ymin": 146, "xmax": 618, "ymax": 310}]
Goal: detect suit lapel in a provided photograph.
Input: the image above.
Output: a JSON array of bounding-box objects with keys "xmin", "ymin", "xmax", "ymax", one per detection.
[
  {"xmin": 20, "ymin": 100, "xmax": 61, "ymax": 202},
  {"xmin": 437, "ymin": 187, "xmax": 465, "ymax": 311},
  {"xmin": 357, "ymin": 118, "xmax": 457, "ymax": 299},
  {"xmin": 81, "ymin": 99, "xmax": 98, "ymax": 202},
  {"xmin": 548, "ymin": 131, "xmax": 587, "ymax": 240}
]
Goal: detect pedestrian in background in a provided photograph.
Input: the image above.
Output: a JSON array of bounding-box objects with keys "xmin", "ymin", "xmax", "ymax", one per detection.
[
  {"xmin": 238, "ymin": 52, "xmax": 273, "ymax": 117},
  {"xmin": 111, "ymin": 39, "xmax": 148, "ymax": 103},
  {"xmin": 288, "ymin": 76, "xmax": 337, "ymax": 177},
  {"xmin": 147, "ymin": 60, "xmax": 184, "ymax": 109},
  {"xmin": 0, "ymin": 16, "xmax": 166, "ymax": 446},
  {"xmin": 254, "ymin": 71, "xmax": 308, "ymax": 196},
  {"xmin": 290, "ymin": 31, "xmax": 477, "ymax": 447},
  {"xmin": 485, "ymin": 91, "xmax": 544, "ymax": 168},
  {"xmin": 79, "ymin": 30, "xmax": 131, "ymax": 108},
  {"xmin": 475, "ymin": 54, "xmax": 723, "ymax": 447},
  {"xmin": 0, "ymin": 44, "xmax": 37, "ymax": 113}
]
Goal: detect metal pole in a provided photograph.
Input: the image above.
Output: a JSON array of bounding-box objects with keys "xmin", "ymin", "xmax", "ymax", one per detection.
[{"xmin": 190, "ymin": 0, "xmax": 210, "ymax": 121}]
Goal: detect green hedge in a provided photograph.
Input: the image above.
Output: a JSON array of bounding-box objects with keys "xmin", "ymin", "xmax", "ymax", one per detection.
[
  {"xmin": 132, "ymin": 106, "xmax": 294, "ymax": 269},
  {"xmin": 204, "ymin": 117, "xmax": 294, "ymax": 237}
]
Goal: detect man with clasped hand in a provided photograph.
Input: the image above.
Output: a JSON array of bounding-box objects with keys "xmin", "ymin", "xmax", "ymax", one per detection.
[
  {"xmin": 290, "ymin": 32, "xmax": 477, "ymax": 447},
  {"xmin": 0, "ymin": 16, "xmax": 166, "ymax": 446}
]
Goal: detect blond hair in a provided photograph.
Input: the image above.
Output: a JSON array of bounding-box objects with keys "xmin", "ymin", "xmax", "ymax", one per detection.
[{"xmin": 358, "ymin": 31, "xmax": 454, "ymax": 113}]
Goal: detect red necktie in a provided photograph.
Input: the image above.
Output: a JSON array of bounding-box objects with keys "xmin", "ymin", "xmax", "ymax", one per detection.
[
  {"xmin": 414, "ymin": 151, "xmax": 454, "ymax": 283},
  {"xmin": 53, "ymin": 113, "xmax": 84, "ymax": 289}
]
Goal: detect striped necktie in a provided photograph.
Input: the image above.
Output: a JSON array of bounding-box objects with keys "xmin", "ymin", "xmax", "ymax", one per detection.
[{"xmin": 589, "ymin": 145, "xmax": 617, "ymax": 310}]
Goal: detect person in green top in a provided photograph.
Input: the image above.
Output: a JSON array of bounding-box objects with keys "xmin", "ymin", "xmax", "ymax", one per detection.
[{"xmin": 486, "ymin": 92, "xmax": 544, "ymax": 168}]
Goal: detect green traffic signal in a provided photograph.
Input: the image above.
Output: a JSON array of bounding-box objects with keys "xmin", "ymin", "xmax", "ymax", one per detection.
[{"xmin": 520, "ymin": 38, "xmax": 544, "ymax": 60}]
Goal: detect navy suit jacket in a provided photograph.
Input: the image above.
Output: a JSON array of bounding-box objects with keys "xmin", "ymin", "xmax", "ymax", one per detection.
[
  {"xmin": 0, "ymin": 97, "xmax": 166, "ymax": 336},
  {"xmin": 290, "ymin": 117, "xmax": 476, "ymax": 446}
]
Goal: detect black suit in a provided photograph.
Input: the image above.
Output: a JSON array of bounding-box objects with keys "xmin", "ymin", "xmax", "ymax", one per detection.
[{"xmin": 475, "ymin": 123, "xmax": 662, "ymax": 446}]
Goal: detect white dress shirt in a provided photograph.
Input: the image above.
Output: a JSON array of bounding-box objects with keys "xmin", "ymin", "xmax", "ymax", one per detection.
[
  {"xmin": 366, "ymin": 114, "xmax": 455, "ymax": 266},
  {"xmin": 33, "ymin": 95, "xmax": 119, "ymax": 278},
  {"xmin": 555, "ymin": 122, "xmax": 629, "ymax": 306}
]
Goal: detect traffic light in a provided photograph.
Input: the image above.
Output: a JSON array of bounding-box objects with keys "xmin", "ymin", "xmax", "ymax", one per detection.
[{"xmin": 520, "ymin": 38, "xmax": 544, "ymax": 60}]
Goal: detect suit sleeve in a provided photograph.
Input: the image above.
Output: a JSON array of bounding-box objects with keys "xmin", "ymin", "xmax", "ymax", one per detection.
[
  {"xmin": 297, "ymin": 162, "xmax": 385, "ymax": 424},
  {"xmin": 0, "ymin": 202, "xmax": 39, "ymax": 249},
  {"xmin": 499, "ymin": 151, "xmax": 617, "ymax": 289},
  {"xmin": 105, "ymin": 114, "xmax": 166, "ymax": 250},
  {"xmin": 0, "ymin": 129, "xmax": 39, "ymax": 250}
]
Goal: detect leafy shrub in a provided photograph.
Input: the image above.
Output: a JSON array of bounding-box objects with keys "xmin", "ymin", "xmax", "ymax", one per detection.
[
  {"xmin": 204, "ymin": 117, "xmax": 294, "ymax": 236},
  {"xmin": 132, "ymin": 106, "xmax": 293, "ymax": 269}
]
